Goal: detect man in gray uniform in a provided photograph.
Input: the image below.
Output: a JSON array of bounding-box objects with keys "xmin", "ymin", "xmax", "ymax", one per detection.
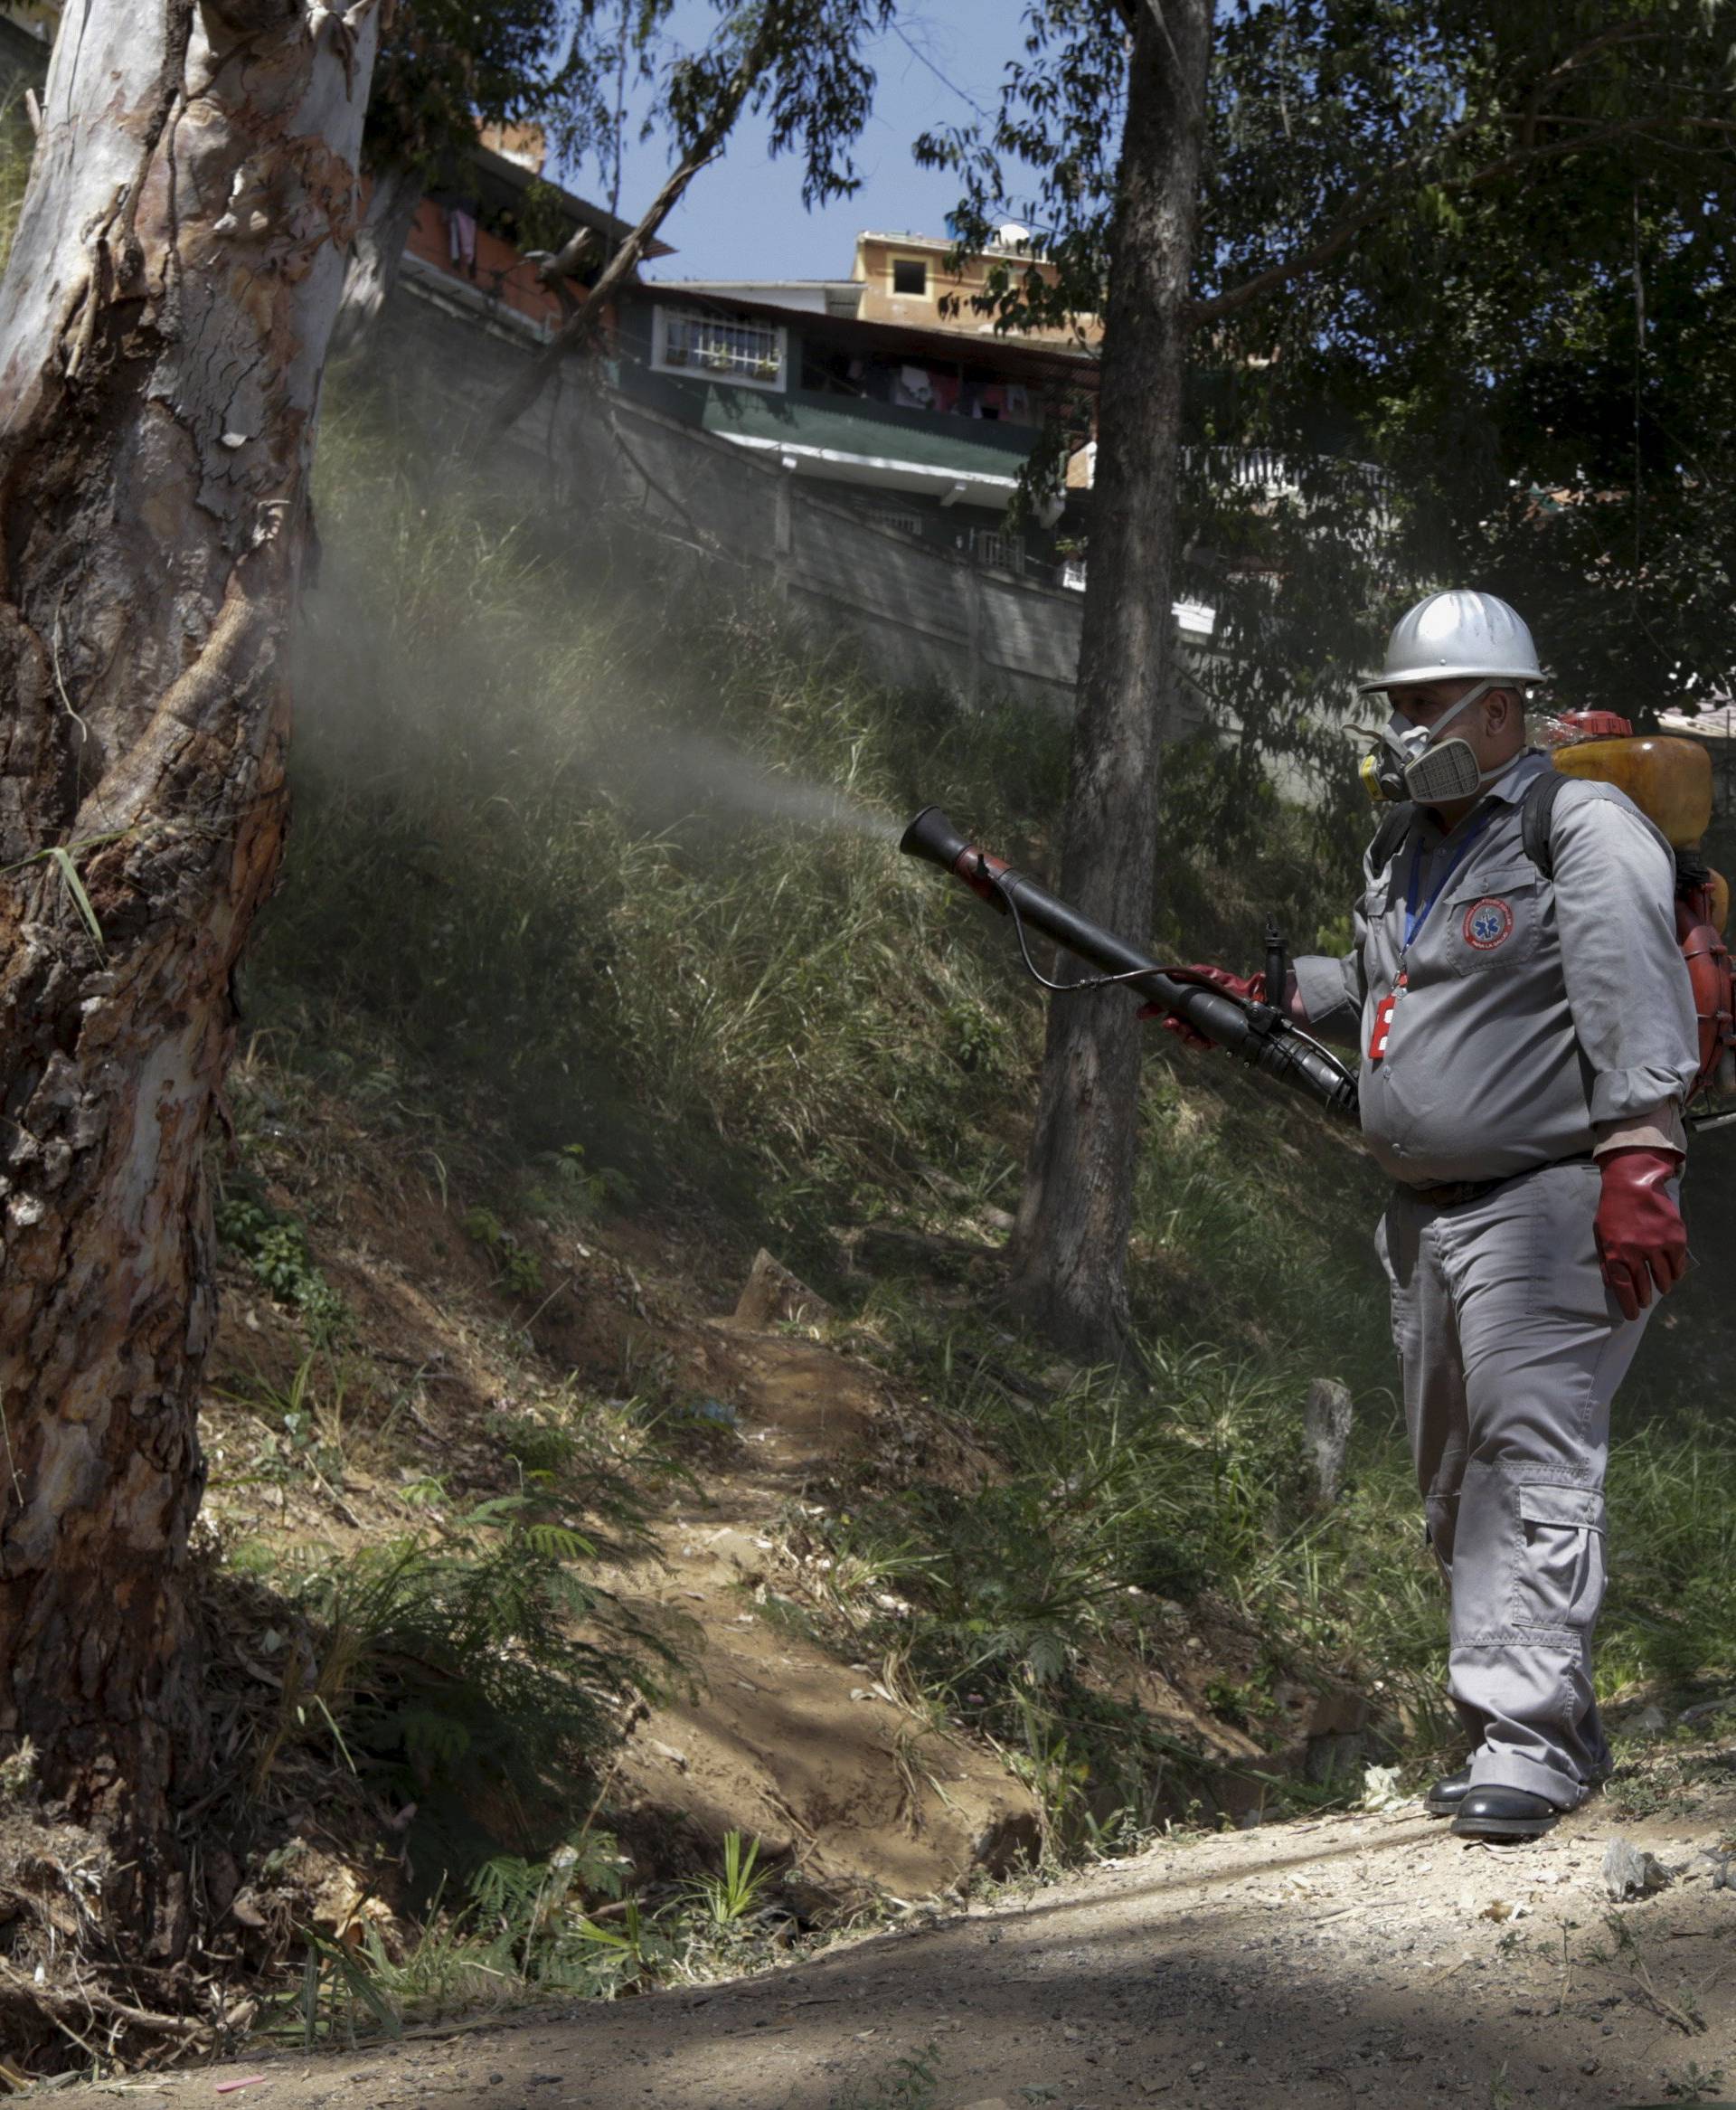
[{"xmin": 1172, "ymin": 591, "xmax": 1699, "ymax": 1839}]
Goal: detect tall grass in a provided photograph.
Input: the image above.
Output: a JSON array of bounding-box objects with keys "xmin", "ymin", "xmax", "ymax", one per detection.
[
  {"xmin": 264, "ymin": 418, "xmax": 1029, "ymax": 1234},
  {"xmin": 262, "ymin": 402, "xmax": 1372, "ymax": 1306}
]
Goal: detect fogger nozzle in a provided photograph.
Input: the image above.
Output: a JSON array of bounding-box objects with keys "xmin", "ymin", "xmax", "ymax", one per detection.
[
  {"xmin": 899, "ymin": 805, "xmax": 972, "ymax": 872},
  {"xmin": 899, "ymin": 803, "xmax": 1359, "ymax": 1127}
]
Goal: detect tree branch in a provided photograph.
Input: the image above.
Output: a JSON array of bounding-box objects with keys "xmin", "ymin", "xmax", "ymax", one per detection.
[{"xmin": 485, "ymin": 5, "xmax": 795, "ymax": 439}]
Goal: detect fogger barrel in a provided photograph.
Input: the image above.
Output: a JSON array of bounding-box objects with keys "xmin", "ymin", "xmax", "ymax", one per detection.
[{"xmin": 900, "ymin": 806, "xmax": 1359, "ymax": 1127}]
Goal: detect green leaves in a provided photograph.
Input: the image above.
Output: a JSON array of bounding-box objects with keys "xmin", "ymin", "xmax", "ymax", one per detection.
[
  {"xmin": 44, "ymin": 843, "xmax": 105, "ymax": 954},
  {"xmin": 679, "ymin": 1829, "xmax": 771, "ymax": 1926},
  {"xmin": 214, "ymin": 1183, "xmax": 349, "ymax": 1342},
  {"xmin": 282, "ymin": 1489, "xmax": 675, "ymax": 1897}
]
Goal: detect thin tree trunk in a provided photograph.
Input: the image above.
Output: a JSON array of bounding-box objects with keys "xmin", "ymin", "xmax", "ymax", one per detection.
[
  {"xmin": 330, "ymin": 156, "xmax": 424, "ymax": 363},
  {"xmin": 0, "ymin": 0, "xmax": 379, "ymax": 1952},
  {"xmin": 1005, "ymin": 0, "xmax": 1215, "ymax": 1366}
]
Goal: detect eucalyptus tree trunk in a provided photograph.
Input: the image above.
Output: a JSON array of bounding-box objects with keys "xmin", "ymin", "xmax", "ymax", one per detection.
[
  {"xmin": 1006, "ymin": 0, "xmax": 1215, "ymax": 1366},
  {"xmin": 0, "ymin": 0, "xmax": 379, "ymax": 1951},
  {"xmin": 330, "ymin": 156, "xmax": 422, "ymax": 362}
]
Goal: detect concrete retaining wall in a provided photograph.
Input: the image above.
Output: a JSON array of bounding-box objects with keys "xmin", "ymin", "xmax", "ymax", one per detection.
[{"xmin": 374, "ymin": 260, "xmax": 1211, "ymax": 727}]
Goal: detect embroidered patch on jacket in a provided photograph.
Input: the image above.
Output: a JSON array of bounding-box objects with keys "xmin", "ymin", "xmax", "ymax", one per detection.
[{"xmin": 1462, "ymin": 897, "xmax": 1515, "ymax": 951}]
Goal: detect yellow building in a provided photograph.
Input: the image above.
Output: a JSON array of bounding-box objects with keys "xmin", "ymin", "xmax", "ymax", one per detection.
[{"xmin": 849, "ymin": 230, "xmax": 1101, "ymax": 348}]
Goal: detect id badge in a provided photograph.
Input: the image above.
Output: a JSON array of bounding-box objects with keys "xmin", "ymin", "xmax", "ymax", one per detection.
[{"xmin": 1368, "ymin": 972, "xmax": 1407, "ymax": 1063}]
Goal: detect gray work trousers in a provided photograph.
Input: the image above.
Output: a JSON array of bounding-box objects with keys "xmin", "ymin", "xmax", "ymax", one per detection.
[{"xmin": 1376, "ymin": 1160, "xmax": 1654, "ymax": 1808}]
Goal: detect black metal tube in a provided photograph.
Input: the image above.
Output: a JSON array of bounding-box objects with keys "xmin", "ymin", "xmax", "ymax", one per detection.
[{"xmin": 900, "ymin": 806, "xmax": 1359, "ymax": 1127}]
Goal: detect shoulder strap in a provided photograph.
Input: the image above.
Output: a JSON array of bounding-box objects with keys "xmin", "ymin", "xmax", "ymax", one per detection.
[
  {"xmin": 1367, "ymin": 802, "xmax": 1415, "ymax": 877},
  {"xmin": 1520, "ymin": 767, "xmax": 1570, "ymax": 882}
]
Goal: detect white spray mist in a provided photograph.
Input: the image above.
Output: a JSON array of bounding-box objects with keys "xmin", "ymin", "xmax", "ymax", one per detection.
[{"xmin": 642, "ymin": 731, "xmax": 899, "ymax": 842}]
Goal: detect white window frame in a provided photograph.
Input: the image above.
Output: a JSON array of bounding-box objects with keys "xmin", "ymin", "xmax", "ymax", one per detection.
[{"xmin": 651, "ymin": 305, "xmax": 788, "ymax": 393}]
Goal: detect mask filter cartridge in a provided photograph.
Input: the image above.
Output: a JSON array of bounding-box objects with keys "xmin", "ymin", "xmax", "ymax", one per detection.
[{"xmin": 1401, "ymin": 736, "xmax": 1485, "ymax": 807}]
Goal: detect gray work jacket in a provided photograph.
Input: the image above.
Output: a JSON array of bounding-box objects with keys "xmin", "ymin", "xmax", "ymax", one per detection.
[{"xmin": 1292, "ymin": 752, "xmax": 1700, "ymax": 1187}]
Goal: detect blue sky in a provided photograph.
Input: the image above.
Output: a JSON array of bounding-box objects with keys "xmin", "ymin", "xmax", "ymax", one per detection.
[{"xmin": 555, "ymin": 2, "xmax": 1035, "ymax": 282}]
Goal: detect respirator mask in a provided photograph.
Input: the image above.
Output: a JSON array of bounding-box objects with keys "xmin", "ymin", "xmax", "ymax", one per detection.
[{"xmin": 1361, "ymin": 679, "xmax": 1507, "ymax": 806}]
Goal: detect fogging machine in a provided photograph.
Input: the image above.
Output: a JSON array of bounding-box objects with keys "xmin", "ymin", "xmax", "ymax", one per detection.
[{"xmin": 900, "ymin": 806, "xmax": 1360, "ymax": 1127}]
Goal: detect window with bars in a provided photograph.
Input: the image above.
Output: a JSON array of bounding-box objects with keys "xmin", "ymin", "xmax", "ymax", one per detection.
[
  {"xmin": 971, "ymin": 528, "xmax": 1025, "ymax": 575},
  {"xmin": 864, "ymin": 505, "xmax": 924, "ymax": 537},
  {"xmin": 653, "ymin": 308, "xmax": 787, "ymax": 391}
]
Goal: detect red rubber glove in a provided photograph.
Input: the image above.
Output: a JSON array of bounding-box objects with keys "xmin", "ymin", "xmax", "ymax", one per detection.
[
  {"xmin": 1139, "ymin": 965, "xmax": 1265, "ymax": 1050},
  {"xmin": 1594, "ymin": 1147, "xmax": 1688, "ymax": 1321}
]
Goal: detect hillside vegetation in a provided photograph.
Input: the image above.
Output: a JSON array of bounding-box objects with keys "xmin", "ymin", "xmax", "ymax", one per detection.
[
  {"xmin": 248, "ymin": 395, "xmax": 1736, "ymax": 1845},
  {"xmin": 10, "ymin": 383, "xmax": 1736, "ymax": 2068}
]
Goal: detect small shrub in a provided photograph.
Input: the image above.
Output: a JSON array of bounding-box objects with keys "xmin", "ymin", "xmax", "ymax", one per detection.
[
  {"xmin": 465, "ymin": 1829, "xmax": 665, "ymax": 1999},
  {"xmin": 219, "ymin": 1355, "xmax": 350, "ymax": 1491},
  {"xmin": 0, "ymin": 1739, "xmax": 36, "ymax": 1807},
  {"xmin": 461, "ymin": 1206, "xmax": 544, "ymax": 1297},
  {"xmin": 215, "ymin": 1176, "xmax": 346, "ymax": 1340},
  {"xmin": 280, "ymin": 1495, "xmax": 677, "ymax": 1893},
  {"xmin": 680, "ymin": 1831, "xmax": 769, "ymax": 1929}
]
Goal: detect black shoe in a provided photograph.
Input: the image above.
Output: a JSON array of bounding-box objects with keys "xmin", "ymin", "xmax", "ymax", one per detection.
[
  {"xmin": 1424, "ymin": 1765, "xmax": 1473, "ymax": 1817},
  {"xmin": 1450, "ymin": 1786, "xmax": 1561, "ymax": 1840}
]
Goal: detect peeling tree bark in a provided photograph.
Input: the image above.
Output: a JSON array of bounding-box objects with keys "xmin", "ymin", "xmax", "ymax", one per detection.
[{"xmin": 0, "ymin": 0, "xmax": 380, "ymax": 1953}]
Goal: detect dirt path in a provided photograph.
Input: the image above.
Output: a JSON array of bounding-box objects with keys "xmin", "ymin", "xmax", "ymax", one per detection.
[
  {"xmin": 606, "ymin": 1318, "xmax": 1040, "ymax": 1897},
  {"xmin": 68, "ymin": 1781, "xmax": 1736, "ymax": 2110}
]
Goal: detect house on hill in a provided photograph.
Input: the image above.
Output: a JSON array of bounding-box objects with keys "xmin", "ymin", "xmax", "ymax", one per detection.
[
  {"xmin": 847, "ymin": 225, "xmax": 1099, "ymax": 350},
  {"xmin": 398, "ymin": 121, "xmax": 674, "ymax": 340},
  {"xmin": 609, "ymin": 232, "xmax": 1102, "ymax": 589}
]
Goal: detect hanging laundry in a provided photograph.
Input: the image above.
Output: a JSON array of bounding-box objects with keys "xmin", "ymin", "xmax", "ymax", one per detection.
[
  {"xmin": 976, "ymin": 383, "xmax": 1006, "ymax": 421},
  {"xmin": 1004, "ymin": 383, "xmax": 1031, "ymax": 421},
  {"xmin": 894, "ymin": 364, "xmax": 936, "ymax": 410},
  {"xmin": 929, "ymin": 371, "xmax": 961, "ymax": 414},
  {"xmin": 448, "ymin": 206, "xmax": 478, "ymax": 272}
]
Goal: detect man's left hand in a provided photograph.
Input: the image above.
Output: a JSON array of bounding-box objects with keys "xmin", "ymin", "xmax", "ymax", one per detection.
[{"xmin": 1594, "ymin": 1147, "xmax": 1688, "ymax": 1320}]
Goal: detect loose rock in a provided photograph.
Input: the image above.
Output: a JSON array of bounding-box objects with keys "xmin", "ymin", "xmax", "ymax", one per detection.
[
  {"xmin": 1601, "ymin": 1837, "xmax": 1673, "ymax": 1899},
  {"xmin": 733, "ymin": 1248, "xmax": 834, "ymax": 1328}
]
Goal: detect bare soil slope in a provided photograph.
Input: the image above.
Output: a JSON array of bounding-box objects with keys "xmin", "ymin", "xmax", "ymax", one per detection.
[
  {"xmin": 603, "ymin": 1316, "xmax": 1041, "ymax": 1899},
  {"xmin": 196, "ymin": 1060, "xmax": 1047, "ymax": 1916}
]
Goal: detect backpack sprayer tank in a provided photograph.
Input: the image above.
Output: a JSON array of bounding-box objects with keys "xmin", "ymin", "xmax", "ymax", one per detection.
[
  {"xmin": 1543, "ymin": 714, "xmax": 1736, "ymax": 1105},
  {"xmin": 899, "ymin": 806, "xmax": 1360, "ymax": 1126}
]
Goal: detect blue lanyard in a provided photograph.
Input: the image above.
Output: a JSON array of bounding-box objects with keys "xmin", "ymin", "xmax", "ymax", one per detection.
[{"xmin": 1402, "ymin": 807, "xmax": 1496, "ymax": 954}]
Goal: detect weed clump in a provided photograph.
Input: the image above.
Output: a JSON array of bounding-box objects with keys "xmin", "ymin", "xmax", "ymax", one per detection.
[
  {"xmin": 216, "ymin": 1176, "xmax": 347, "ymax": 1341},
  {"xmin": 250, "ymin": 1490, "xmax": 675, "ymax": 1897}
]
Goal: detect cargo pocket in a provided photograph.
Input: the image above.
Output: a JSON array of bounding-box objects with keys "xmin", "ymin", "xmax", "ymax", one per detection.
[{"xmin": 1511, "ymin": 1484, "xmax": 1606, "ymax": 1631}]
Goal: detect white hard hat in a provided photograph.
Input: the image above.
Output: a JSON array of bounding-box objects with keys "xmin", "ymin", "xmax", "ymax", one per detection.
[{"xmin": 1357, "ymin": 590, "xmax": 1547, "ymax": 695}]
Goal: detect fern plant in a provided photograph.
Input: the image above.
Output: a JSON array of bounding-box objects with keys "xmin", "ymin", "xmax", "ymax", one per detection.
[
  {"xmin": 286, "ymin": 1496, "xmax": 677, "ymax": 1893},
  {"xmin": 467, "ymin": 1830, "xmax": 669, "ymax": 1996}
]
